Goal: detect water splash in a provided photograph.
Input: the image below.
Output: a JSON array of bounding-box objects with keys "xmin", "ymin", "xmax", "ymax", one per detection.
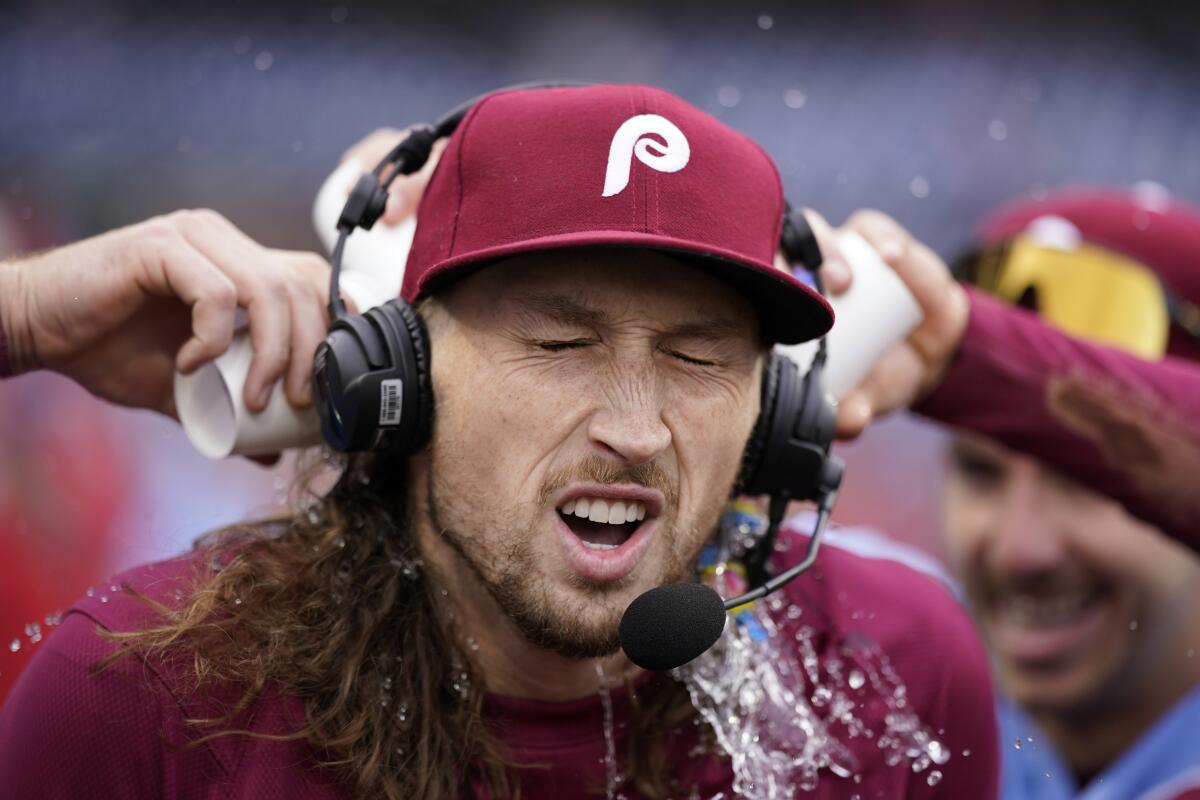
[
  {"xmin": 675, "ymin": 599, "xmax": 951, "ymax": 798},
  {"xmin": 595, "ymin": 663, "xmax": 626, "ymax": 800}
]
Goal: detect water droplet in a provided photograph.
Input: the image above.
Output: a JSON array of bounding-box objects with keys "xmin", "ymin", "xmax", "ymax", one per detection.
[
  {"xmin": 988, "ymin": 120, "xmax": 1008, "ymax": 141},
  {"xmin": 848, "ymin": 669, "xmax": 866, "ymax": 690},
  {"xmin": 254, "ymin": 52, "xmax": 274, "ymax": 72},
  {"xmin": 331, "ymin": 5, "xmax": 349, "ymax": 22},
  {"xmin": 786, "ymin": 605, "xmax": 803, "ymax": 620},
  {"xmin": 927, "ymin": 770, "xmax": 943, "ymax": 786},
  {"xmin": 233, "ymin": 597, "xmax": 242, "ymax": 606},
  {"xmin": 1027, "ymin": 735, "xmax": 1034, "ymax": 743},
  {"xmin": 9, "ymin": 638, "xmax": 20, "ymax": 653},
  {"xmin": 1129, "ymin": 619, "xmax": 1139, "ymax": 631},
  {"xmin": 756, "ymin": 13, "xmax": 774, "ymax": 30},
  {"xmin": 1132, "ymin": 180, "xmax": 1172, "ymax": 212},
  {"xmin": 1013, "ymin": 738, "xmax": 1022, "ymax": 750},
  {"xmin": 717, "ymin": 86, "xmax": 742, "ymax": 109},
  {"xmin": 909, "ymin": 176, "xmax": 930, "ymax": 199},
  {"xmin": 783, "ymin": 88, "xmax": 806, "ymax": 109},
  {"xmin": 100, "ymin": 595, "xmax": 109, "ymax": 604},
  {"xmin": 85, "ymin": 587, "xmax": 95, "ymax": 598},
  {"xmin": 962, "ymin": 748, "xmax": 972, "ymax": 757}
]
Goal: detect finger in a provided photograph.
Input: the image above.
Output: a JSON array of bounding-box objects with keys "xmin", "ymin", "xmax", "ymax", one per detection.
[
  {"xmin": 340, "ymin": 127, "xmax": 407, "ymax": 167},
  {"xmin": 381, "ymin": 137, "xmax": 446, "ymax": 225},
  {"xmin": 136, "ymin": 224, "xmax": 239, "ymax": 374},
  {"xmin": 835, "ymin": 392, "xmax": 872, "ymax": 440},
  {"xmin": 802, "ymin": 208, "xmax": 852, "ymax": 294},
  {"xmin": 844, "ymin": 209, "xmax": 910, "ymax": 263},
  {"xmin": 283, "ymin": 261, "xmax": 331, "ymax": 407},
  {"xmin": 835, "ymin": 345, "xmax": 926, "ymax": 439},
  {"xmin": 241, "ymin": 291, "xmax": 292, "ymax": 412},
  {"xmin": 844, "ymin": 210, "xmax": 954, "ymax": 310},
  {"xmin": 172, "ymin": 210, "xmax": 291, "ymax": 411}
]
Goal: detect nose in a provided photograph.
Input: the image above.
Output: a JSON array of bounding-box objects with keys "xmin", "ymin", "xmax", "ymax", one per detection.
[
  {"xmin": 586, "ymin": 379, "xmax": 672, "ymax": 466},
  {"xmin": 988, "ymin": 461, "xmax": 1068, "ymax": 573}
]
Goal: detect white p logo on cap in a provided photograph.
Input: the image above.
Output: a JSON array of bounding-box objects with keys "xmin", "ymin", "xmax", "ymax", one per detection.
[{"xmin": 602, "ymin": 114, "xmax": 690, "ymax": 198}]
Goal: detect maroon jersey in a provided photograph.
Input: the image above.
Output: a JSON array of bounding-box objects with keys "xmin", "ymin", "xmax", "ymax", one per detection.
[{"xmin": 0, "ymin": 524, "xmax": 998, "ymax": 799}]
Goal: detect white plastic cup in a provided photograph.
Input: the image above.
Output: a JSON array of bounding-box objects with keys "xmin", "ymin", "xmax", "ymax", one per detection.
[
  {"xmin": 779, "ymin": 229, "xmax": 924, "ymax": 398},
  {"xmin": 174, "ymin": 333, "xmax": 324, "ymax": 458},
  {"xmin": 174, "ymin": 160, "xmax": 415, "ymax": 458}
]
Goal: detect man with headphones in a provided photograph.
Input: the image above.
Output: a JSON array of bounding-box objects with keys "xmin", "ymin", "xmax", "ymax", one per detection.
[{"xmin": 0, "ymin": 84, "xmax": 999, "ymax": 797}]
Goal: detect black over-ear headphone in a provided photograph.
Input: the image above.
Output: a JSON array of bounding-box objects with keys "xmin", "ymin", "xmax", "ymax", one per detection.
[{"xmin": 312, "ymin": 82, "xmax": 843, "ymax": 595}]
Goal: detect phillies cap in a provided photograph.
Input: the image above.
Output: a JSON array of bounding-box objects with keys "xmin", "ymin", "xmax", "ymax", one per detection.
[
  {"xmin": 402, "ymin": 84, "xmax": 833, "ymax": 344},
  {"xmin": 978, "ymin": 184, "xmax": 1200, "ymax": 360}
]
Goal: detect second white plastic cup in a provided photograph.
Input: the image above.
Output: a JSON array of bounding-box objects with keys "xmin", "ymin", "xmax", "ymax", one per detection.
[{"xmin": 779, "ymin": 229, "xmax": 924, "ymax": 398}]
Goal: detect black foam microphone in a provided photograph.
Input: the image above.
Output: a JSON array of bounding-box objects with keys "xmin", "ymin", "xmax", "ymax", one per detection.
[{"xmin": 618, "ymin": 492, "xmax": 835, "ymax": 672}]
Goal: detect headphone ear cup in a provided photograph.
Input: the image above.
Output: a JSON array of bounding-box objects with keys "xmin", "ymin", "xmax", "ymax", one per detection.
[
  {"xmin": 738, "ymin": 351, "xmax": 837, "ymax": 501},
  {"xmin": 738, "ymin": 352, "xmax": 783, "ymax": 495},
  {"xmin": 312, "ymin": 299, "xmax": 433, "ymax": 454}
]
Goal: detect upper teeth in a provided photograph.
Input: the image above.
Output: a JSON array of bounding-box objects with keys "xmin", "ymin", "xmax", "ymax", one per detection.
[{"xmin": 559, "ymin": 497, "xmax": 647, "ymax": 525}]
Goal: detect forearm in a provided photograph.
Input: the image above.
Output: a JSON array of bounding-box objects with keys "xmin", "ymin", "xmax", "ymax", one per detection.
[
  {"xmin": 0, "ymin": 256, "xmax": 33, "ymax": 377},
  {"xmin": 917, "ymin": 286, "xmax": 1200, "ymax": 550}
]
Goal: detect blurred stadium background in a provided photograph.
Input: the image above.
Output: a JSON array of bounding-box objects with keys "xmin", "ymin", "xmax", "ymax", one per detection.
[{"xmin": 2, "ymin": 0, "xmax": 1198, "ymax": 701}]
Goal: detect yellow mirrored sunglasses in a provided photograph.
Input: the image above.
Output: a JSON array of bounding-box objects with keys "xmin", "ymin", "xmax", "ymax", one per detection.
[{"xmin": 964, "ymin": 235, "xmax": 1199, "ymax": 360}]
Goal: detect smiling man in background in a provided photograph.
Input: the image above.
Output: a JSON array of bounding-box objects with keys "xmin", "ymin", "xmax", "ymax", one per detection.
[{"xmin": 938, "ymin": 188, "xmax": 1200, "ymax": 799}]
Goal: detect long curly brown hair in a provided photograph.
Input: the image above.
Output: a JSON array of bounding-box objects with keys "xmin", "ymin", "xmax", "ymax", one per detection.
[{"xmin": 102, "ymin": 442, "xmax": 702, "ymax": 799}]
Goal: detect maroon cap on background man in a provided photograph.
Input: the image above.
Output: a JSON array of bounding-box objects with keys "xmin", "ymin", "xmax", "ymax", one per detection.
[
  {"xmin": 402, "ymin": 83, "xmax": 833, "ymax": 344},
  {"xmin": 978, "ymin": 184, "xmax": 1200, "ymax": 360}
]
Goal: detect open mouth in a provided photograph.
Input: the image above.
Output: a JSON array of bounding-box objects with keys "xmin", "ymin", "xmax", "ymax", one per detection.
[
  {"xmin": 984, "ymin": 578, "xmax": 1116, "ymax": 665},
  {"xmin": 558, "ymin": 497, "xmax": 646, "ymax": 551}
]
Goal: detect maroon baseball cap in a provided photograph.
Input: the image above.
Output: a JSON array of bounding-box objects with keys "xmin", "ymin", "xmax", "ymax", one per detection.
[
  {"xmin": 402, "ymin": 84, "xmax": 833, "ymax": 344},
  {"xmin": 978, "ymin": 184, "xmax": 1200, "ymax": 360}
]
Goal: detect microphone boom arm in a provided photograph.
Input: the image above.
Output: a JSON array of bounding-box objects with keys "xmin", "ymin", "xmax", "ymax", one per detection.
[{"xmin": 723, "ymin": 488, "xmax": 837, "ymax": 612}]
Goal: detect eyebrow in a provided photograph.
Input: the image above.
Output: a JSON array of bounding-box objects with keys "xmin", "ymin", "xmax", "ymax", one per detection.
[{"xmin": 515, "ymin": 292, "xmax": 748, "ymax": 339}]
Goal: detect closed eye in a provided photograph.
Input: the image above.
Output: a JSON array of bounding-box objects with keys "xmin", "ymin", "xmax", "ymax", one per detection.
[
  {"xmin": 534, "ymin": 339, "xmax": 594, "ymax": 352},
  {"xmin": 661, "ymin": 347, "xmax": 718, "ymax": 367}
]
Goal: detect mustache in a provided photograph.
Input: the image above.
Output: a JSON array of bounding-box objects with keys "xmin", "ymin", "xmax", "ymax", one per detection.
[{"xmin": 537, "ymin": 455, "xmax": 679, "ymax": 508}]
